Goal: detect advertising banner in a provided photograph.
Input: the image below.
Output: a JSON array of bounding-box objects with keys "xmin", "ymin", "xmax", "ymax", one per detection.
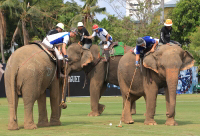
[
  {"xmin": 176, "ymin": 66, "xmax": 198, "ymax": 94},
  {"xmin": 0, "ymin": 65, "xmax": 199, "ymax": 97}
]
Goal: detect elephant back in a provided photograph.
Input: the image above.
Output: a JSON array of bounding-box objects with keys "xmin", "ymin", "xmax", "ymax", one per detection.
[
  {"xmin": 5, "ymin": 44, "xmax": 57, "ymax": 94},
  {"xmin": 6, "ymin": 44, "xmax": 56, "ymax": 78}
]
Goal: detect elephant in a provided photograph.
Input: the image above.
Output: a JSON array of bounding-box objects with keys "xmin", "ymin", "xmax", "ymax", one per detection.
[
  {"xmin": 117, "ymin": 44, "xmax": 194, "ymax": 125},
  {"xmin": 65, "ymin": 43, "xmax": 137, "ymax": 116},
  {"xmin": 4, "ymin": 44, "xmax": 65, "ymax": 130}
]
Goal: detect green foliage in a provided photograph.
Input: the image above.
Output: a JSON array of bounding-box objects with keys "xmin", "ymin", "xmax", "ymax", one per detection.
[
  {"xmin": 69, "ymin": 0, "xmax": 106, "ymax": 34},
  {"xmin": 188, "ymin": 27, "xmax": 200, "ymax": 69},
  {"xmin": 95, "ymin": 15, "xmax": 161, "ymax": 47},
  {"xmin": 170, "ymin": 0, "xmax": 200, "ymax": 44},
  {"xmin": 95, "ymin": 16, "xmax": 137, "ymax": 46}
]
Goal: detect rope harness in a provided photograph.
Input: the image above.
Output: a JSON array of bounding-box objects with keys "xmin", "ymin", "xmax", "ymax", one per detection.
[{"xmin": 18, "ymin": 49, "xmax": 57, "ymax": 88}]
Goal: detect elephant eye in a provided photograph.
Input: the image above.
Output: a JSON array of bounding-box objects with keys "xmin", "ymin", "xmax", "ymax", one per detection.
[
  {"xmin": 67, "ymin": 58, "xmax": 72, "ymax": 62},
  {"xmin": 67, "ymin": 58, "xmax": 73, "ymax": 65}
]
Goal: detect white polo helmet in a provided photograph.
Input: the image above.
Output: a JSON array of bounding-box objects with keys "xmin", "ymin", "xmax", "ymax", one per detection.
[
  {"xmin": 77, "ymin": 22, "xmax": 83, "ymax": 27},
  {"xmin": 56, "ymin": 23, "xmax": 64, "ymax": 30}
]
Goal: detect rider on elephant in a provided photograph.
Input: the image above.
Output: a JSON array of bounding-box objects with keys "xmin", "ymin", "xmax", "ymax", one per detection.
[
  {"xmin": 159, "ymin": 19, "xmax": 181, "ymax": 47},
  {"xmin": 84, "ymin": 24, "xmax": 112, "ymax": 62},
  {"xmin": 42, "ymin": 28, "xmax": 78, "ymax": 77},
  {"xmin": 77, "ymin": 22, "xmax": 92, "ymax": 49},
  {"xmin": 47, "ymin": 23, "xmax": 64, "ymax": 36},
  {"xmin": 132, "ymin": 36, "xmax": 158, "ymax": 67}
]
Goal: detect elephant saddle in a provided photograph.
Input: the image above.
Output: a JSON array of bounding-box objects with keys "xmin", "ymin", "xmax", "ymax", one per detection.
[
  {"xmin": 99, "ymin": 42, "xmax": 125, "ymax": 57},
  {"xmin": 29, "ymin": 41, "xmax": 57, "ymax": 63}
]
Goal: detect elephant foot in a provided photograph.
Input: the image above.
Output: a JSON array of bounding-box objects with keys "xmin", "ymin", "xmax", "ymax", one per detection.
[
  {"xmin": 131, "ymin": 109, "xmax": 136, "ymax": 115},
  {"xmin": 124, "ymin": 114, "xmax": 134, "ymax": 124},
  {"xmin": 88, "ymin": 111, "xmax": 100, "ymax": 117},
  {"xmin": 37, "ymin": 122, "xmax": 49, "ymax": 127},
  {"xmin": 8, "ymin": 121, "xmax": 19, "ymax": 130},
  {"xmin": 165, "ymin": 118, "xmax": 178, "ymax": 126},
  {"xmin": 124, "ymin": 120, "xmax": 134, "ymax": 124},
  {"xmin": 98, "ymin": 104, "xmax": 105, "ymax": 115},
  {"xmin": 50, "ymin": 120, "xmax": 61, "ymax": 126},
  {"xmin": 144, "ymin": 120, "xmax": 157, "ymax": 125},
  {"xmin": 24, "ymin": 123, "xmax": 37, "ymax": 129}
]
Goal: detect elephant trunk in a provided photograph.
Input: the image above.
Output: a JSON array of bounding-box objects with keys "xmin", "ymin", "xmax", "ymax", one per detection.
[
  {"xmin": 63, "ymin": 75, "xmax": 68, "ymax": 103},
  {"xmin": 60, "ymin": 63, "xmax": 70, "ymax": 109},
  {"xmin": 166, "ymin": 68, "xmax": 179, "ymax": 118},
  {"xmin": 60, "ymin": 75, "xmax": 68, "ymax": 109}
]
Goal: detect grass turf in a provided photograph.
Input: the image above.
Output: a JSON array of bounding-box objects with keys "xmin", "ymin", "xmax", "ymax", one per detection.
[{"xmin": 0, "ymin": 94, "xmax": 200, "ymax": 136}]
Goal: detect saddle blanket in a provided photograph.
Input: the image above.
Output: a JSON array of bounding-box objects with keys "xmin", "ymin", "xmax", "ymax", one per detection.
[{"xmin": 100, "ymin": 42, "xmax": 125, "ymax": 57}]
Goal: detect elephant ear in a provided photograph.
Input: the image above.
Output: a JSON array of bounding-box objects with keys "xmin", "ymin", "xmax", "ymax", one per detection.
[
  {"xmin": 180, "ymin": 51, "xmax": 195, "ymax": 71},
  {"xmin": 143, "ymin": 54, "xmax": 158, "ymax": 73},
  {"xmin": 81, "ymin": 48, "xmax": 93, "ymax": 68}
]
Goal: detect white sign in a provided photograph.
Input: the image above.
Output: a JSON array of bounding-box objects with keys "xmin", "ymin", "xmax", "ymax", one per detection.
[{"xmin": 69, "ymin": 76, "xmax": 80, "ymax": 82}]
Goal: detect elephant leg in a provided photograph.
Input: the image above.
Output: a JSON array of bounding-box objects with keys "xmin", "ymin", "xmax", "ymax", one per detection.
[
  {"xmin": 130, "ymin": 99, "xmax": 136, "ymax": 115},
  {"xmin": 98, "ymin": 83, "xmax": 107, "ymax": 115},
  {"xmin": 144, "ymin": 80, "xmax": 158, "ymax": 125},
  {"xmin": 143, "ymin": 95, "xmax": 147, "ymax": 116},
  {"xmin": 58, "ymin": 81, "xmax": 63, "ymax": 118},
  {"xmin": 165, "ymin": 87, "xmax": 170, "ymax": 116},
  {"xmin": 165, "ymin": 87, "xmax": 178, "ymax": 126},
  {"xmin": 49, "ymin": 80, "xmax": 61, "ymax": 126},
  {"xmin": 7, "ymin": 88, "xmax": 19, "ymax": 130},
  {"xmin": 88, "ymin": 78, "xmax": 104, "ymax": 117},
  {"xmin": 37, "ymin": 91, "xmax": 49, "ymax": 127},
  {"xmin": 123, "ymin": 94, "xmax": 137, "ymax": 124},
  {"xmin": 121, "ymin": 93, "xmax": 126, "ymax": 122},
  {"xmin": 23, "ymin": 96, "xmax": 37, "ymax": 129}
]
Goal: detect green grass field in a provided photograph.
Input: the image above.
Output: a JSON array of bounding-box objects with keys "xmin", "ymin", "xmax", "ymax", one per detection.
[{"xmin": 0, "ymin": 94, "xmax": 200, "ymax": 136}]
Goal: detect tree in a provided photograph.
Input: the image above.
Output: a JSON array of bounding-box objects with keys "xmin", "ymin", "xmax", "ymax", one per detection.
[
  {"xmin": 69, "ymin": 0, "xmax": 106, "ymax": 34},
  {"xmin": 187, "ymin": 27, "xmax": 200, "ymax": 70},
  {"xmin": 170, "ymin": 0, "xmax": 200, "ymax": 44},
  {"xmin": 0, "ymin": 9, "xmax": 6, "ymax": 63},
  {"xmin": 96, "ymin": 16, "xmax": 137, "ymax": 46},
  {"xmin": 1, "ymin": 0, "xmax": 43, "ymax": 46},
  {"xmin": 103, "ymin": 0, "xmax": 162, "ymax": 37},
  {"xmin": 59, "ymin": 0, "xmax": 82, "ymax": 31},
  {"xmin": 0, "ymin": 0, "xmax": 8, "ymax": 63}
]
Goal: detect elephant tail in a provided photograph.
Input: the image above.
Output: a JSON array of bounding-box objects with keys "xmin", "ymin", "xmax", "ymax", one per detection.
[{"xmin": 10, "ymin": 68, "xmax": 19, "ymax": 121}]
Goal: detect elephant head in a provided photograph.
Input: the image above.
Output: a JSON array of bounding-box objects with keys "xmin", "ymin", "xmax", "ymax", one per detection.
[
  {"xmin": 66, "ymin": 43, "xmax": 93, "ymax": 75},
  {"xmin": 143, "ymin": 45, "xmax": 194, "ymax": 117},
  {"xmin": 60, "ymin": 43, "xmax": 93, "ymax": 105}
]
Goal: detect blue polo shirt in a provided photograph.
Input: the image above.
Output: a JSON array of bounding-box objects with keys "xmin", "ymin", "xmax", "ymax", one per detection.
[{"xmin": 135, "ymin": 36, "xmax": 155, "ymax": 54}]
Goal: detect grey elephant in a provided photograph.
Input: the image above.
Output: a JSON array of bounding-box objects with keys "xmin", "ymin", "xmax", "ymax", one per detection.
[
  {"xmin": 65, "ymin": 43, "xmax": 137, "ymax": 116},
  {"xmin": 118, "ymin": 44, "xmax": 194, "ymax": 125},
  {"xmin": 4, "ymin": 44, "xmax": 65, "ymax": 130}
]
